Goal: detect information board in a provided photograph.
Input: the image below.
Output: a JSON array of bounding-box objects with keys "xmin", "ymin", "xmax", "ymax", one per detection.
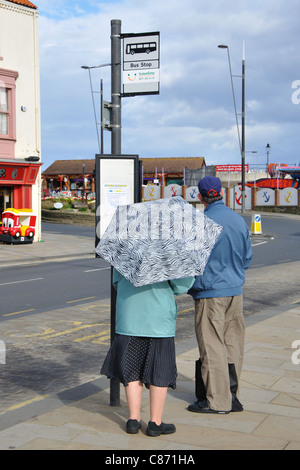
[{"xmin": 95, "ymin": 155, "xmax": 140, "ymax": 243}]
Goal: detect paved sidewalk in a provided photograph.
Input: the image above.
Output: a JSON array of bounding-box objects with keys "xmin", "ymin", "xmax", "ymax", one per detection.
[
  {"xmin": 0, "ymin": 224, "xmax": 300, "ymax": 450},
  {"xmin": 0, "ymin": 227, "xmax": 95, "ymax": 268}
]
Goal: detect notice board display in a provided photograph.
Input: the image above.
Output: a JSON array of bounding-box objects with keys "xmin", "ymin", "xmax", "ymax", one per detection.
[{"xmin": 95, "ymin": 155, "xmax": 140, "ymax": 244}]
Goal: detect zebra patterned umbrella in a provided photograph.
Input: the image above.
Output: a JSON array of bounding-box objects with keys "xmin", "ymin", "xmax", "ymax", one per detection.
[{"xmin": 95, "ymin": 196, "xmax": 223, "ymax": 287}]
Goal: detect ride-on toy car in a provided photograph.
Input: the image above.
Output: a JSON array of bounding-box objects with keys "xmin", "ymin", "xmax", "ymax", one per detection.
[{"xmin": 0, "ymin": 208, "xmax": 36, "ymax": 244}]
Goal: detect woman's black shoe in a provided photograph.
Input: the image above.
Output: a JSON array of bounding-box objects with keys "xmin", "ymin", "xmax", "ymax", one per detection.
[
  {"xmin": 146, "ymin": 421, "xmax": 176, "ymax": 436},
  {"xmin": 126, "ymin": 419, "xmax": 141, "ymax": 434}
]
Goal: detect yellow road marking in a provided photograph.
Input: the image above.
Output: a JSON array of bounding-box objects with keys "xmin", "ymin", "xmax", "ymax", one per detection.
[
  {"xmin": 42, "ymin": 323, "xmax": 107, "ymax": 339},
  {"xmin": 5, "ymin": 395, "xmax": 49, "ymax": 412},
  {"xmin": 3, "ymin": 309, "xmax": 36, "ymax": 317},
  {"xmin": 73, "ymin": 330, "xmax": 110, "ymax": 343},
  {"xmin": 92, "ymin": 335, "xmax": 110, "ymax": 344},
  {"xmin": 8, "ymin": 322, "xmax": 109, "ymax": 341},
  {"xmin": 80, "ymin": 304, "xmax": 110, "ymax": 311},
  {"xmin": 178, "ymin": 308, "xmax": 194, "ymax": 314},
  {"xmin": 66, "ymin": 297, "xmax": 96, "ymax": 303},
  {"xmin": 14, "ymin": 327, "xmax": 56, "ymax": 338}
]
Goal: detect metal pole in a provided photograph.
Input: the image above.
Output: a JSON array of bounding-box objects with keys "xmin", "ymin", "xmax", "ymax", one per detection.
[
  {"xmin": 82, "ymin": 63, "xmax": 113, "ymax": 156},
  {"xmin": 109, "ymin": 19, "xmax": 121, "ymax": 407},
  {"xmin": 100, "ymin": 78, "xmax": 104, "ymax": 154},
  {"xmin": 218, "ymin": 45, "xmax": 241, "ymax": 156},
  {"xmin": 266, "ymin": 143, "xmax": 270, "ymax": 176},
  {"xmin": 82, "ymin": 162, "xmax": 85, "ymax": 202},
  {"xmin": 226, "ymin": 48, "xmax": 242, "ymax": 155},
  {"xmin": 241, "ymin": 46, "xmax": 245, "ymax": 214},
  {"xmin": 111, "ymin": 19, "xmax": 122, "ymax": 155},
  {"xmin": 87, "ymin": 68, "xmax": 101, "ymax": 154}
]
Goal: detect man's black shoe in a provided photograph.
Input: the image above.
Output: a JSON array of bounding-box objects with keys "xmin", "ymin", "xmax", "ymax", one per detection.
[
  {"xmin": 187, "ymin": 399, "xmax": 230, "ymax": 414},
  {"xmin": 231, "ymin": 397, "xmax": 243, "ymax": 412}
]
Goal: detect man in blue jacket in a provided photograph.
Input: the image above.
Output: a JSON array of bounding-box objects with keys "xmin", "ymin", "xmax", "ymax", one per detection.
[{"xmin": 188, "ymin": 176, "xmax": 253, "ymax": 414}]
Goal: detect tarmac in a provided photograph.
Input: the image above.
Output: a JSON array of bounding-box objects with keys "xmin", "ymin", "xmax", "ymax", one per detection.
[{"xmin": 0, "ymin": 221, "xmax": 300, "ymax": 451}]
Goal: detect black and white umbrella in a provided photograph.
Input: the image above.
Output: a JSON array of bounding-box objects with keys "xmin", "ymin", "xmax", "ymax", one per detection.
[{"xmin": 95, "ymin": 196, "xmax": 222, "ymax": 287}]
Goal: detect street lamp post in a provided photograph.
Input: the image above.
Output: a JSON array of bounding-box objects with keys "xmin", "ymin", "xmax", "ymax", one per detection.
[
  {"xmin": 218, "ymin": 43, "xmax": 246, "ymax": 213},
  {"xmin": 81, "ymin": 63, "xmax": 112, "ymax": 154},
  {"xmin": 218, "ymin": 45, "xmax": 241, "ymax": 154},
  {"xmin": 82, "ymin": 162, "xmax": 85, "ymax": 202},
  {"xmin": 266, "ymin": 143, "xmax": 271, "ymax": 176},
  {"xmin": 241, "ymin": 47, "xmax": 245, "ymax": 213}
]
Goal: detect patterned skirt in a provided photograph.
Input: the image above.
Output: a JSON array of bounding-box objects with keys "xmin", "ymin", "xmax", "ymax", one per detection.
[{"xmin": 100, "ymin": 334, "xmax": 177, "ymax": 389}]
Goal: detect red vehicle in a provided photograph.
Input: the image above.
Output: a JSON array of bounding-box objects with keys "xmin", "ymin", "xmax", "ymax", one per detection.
[{"xmin": 0, "ymin": 208, "xmax": 36, "ymax": 244}]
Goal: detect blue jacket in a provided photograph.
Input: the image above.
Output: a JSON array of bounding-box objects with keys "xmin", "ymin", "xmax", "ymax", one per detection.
[
  {"xmin": 113, "ymin": 269, "xmax": 195, "ymax": 337},
  {"xmin": 188, "ymin": 200, "xmax": 253, "ymax": 299}
]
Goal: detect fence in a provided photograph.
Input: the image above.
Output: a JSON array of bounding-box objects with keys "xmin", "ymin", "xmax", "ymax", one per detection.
[{"xmin": 142, "ymin": 183, "xmax": 300, "ymax": 210}]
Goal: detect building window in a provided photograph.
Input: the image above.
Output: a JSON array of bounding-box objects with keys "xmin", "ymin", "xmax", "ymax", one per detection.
[
  {"xmin": 0, "ymin": 87, "xmax": 9, "ymax": 135},
  {"xmin": 0, "ymin": 68, "xmax": 18, "ymax": 159}
]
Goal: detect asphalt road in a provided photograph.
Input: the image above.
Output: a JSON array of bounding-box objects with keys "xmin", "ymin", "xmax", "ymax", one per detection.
[
  {"xmin": 0, "ymin": 257, "xmax": 111, "ymax": 320},
  {"xmin": 242, "ymin": 214, "xmax": 300, "ymax": 316}
]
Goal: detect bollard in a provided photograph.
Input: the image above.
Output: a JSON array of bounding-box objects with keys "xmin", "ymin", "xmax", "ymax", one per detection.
[{"xmin": 251, "ymin": 213, "xmax": 262, "ymax": 234}]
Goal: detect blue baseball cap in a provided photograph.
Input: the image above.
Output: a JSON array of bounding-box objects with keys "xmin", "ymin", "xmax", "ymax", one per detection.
[{"xmin": 198, "ymin": 176, "xmax": 222, "ymax": 197}]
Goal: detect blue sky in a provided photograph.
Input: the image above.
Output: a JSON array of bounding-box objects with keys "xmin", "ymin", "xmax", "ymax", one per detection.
[{"xmin": 37, "ymin": 0, "xmax": 300, "ymax": 171}]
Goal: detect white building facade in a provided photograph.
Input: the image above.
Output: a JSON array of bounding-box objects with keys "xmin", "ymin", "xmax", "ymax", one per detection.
[{"xmin": 0, "ymin": 0, "xmax": 41, "ymax": 240}]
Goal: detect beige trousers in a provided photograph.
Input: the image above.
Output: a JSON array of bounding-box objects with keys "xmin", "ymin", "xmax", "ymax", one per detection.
[{"xmin": 194, "ymin": 295, "xmax": 245, "ymax": 412}]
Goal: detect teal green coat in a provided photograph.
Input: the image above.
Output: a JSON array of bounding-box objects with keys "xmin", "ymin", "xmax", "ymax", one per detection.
[{"xmin": 113, "ymin": 269, "xmax": 195, "ymax": 338}]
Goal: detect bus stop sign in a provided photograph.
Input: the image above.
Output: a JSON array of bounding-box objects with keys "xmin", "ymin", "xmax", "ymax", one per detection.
[{"xmin": 122, "ymin": 31, "xmax": 160, "ymax": 96}]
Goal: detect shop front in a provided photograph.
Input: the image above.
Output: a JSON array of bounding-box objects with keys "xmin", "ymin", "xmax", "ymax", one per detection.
[{"xmin": 0, "ymin": 159, "xmax": 41, "ymax": 214}]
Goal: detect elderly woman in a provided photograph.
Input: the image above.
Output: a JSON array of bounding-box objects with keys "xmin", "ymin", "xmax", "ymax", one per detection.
[{"xmin": 101, "ymin": 269, "xmax": 194, "ymax": 437}]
